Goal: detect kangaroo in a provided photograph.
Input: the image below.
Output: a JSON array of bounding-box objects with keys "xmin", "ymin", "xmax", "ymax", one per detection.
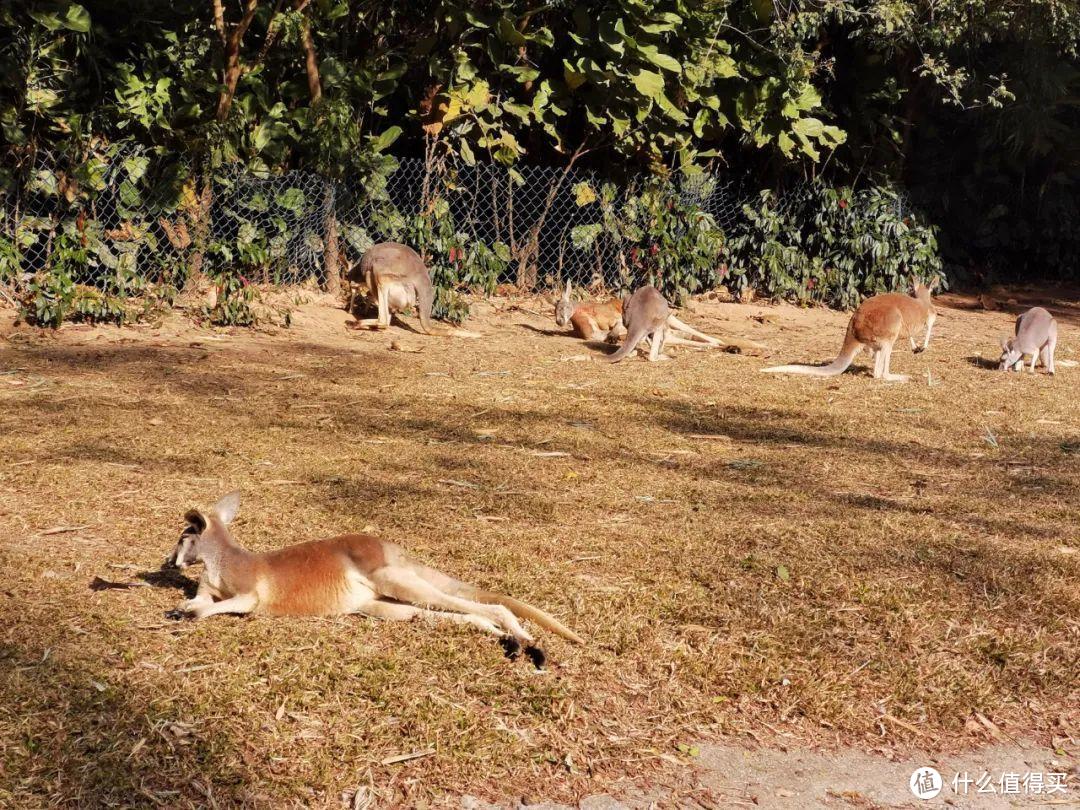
[
  {"xmin": 555, "ymin": 281, "xmax": 722, "ymax": 348},
  {"xmin": 605, "ymin": 286, "xmax": 671, "ymax": 363},
  {"xmin": 554, "ymin": 280, "xmax": 625, "ymax": 341},
  {"xmin": 164, "ymin": 492, "xmax": 582, "ymax": 667},
  {"xmin": 346, "ymin": 242, "xmax": 479, "ymax": 337},
  {"xmin": 762, "ymin": 279, "xmax": 937, "ymax": 382},
  {"xmin": 999, "ymin": 306, "xmax": 1057, "ymax": 374}
]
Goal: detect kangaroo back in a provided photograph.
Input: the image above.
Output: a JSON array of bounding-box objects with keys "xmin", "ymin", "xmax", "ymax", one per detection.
[{"xmin": 605, "ymin": 286, "xmax": 669, "ymax": 363}]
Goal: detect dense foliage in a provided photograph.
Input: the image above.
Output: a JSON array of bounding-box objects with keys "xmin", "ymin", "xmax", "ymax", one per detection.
[{"xmin": 3, "ymin": 0, "xmax": 1079, "ymax": 325}]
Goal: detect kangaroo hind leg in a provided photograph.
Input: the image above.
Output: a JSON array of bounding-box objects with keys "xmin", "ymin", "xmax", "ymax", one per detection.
[
  {"xmin": 357, "ymin": 598, "xmax": 502, "ymax": 636},
  {"xmin": 880, "ymin": 343, "xmax": 910, "ymax": 382},
  {"xmin": 371, "ymin": 568, "xmax": 533, "ymax": 643}
]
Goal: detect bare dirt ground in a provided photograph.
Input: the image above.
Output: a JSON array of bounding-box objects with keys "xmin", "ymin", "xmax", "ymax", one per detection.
[{"xmin": 1, "ymin": 286, "xmax": 1078, "ymax": 808}]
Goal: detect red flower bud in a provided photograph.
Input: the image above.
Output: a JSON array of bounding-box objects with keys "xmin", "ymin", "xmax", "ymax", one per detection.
[
  {"xmin": 650, "ymin": 244, "xmax": 659, "ymax": 256},
  {"xmin": 839, "ymin": 199, "xmax": 848, "ymax": 209}
]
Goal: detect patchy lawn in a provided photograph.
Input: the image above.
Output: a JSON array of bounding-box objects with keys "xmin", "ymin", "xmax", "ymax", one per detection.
[{"xmin": 1, "ymin": 287, "xmax": 1078, "ymax": 807}]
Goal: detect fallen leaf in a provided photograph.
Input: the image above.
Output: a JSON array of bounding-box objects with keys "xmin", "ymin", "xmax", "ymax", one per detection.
[
  {"xmin": 39, "ymin": 525, "xmax": 91, "ymax": 536},
  {"xmin": 381, "ymin": 748, "xmax": 435, "ymax": 765}
]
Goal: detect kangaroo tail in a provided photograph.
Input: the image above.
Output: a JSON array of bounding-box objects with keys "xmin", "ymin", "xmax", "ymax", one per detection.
[
  {"xmin": 605, "ymin": 323, "xmax": 648, "ymax": 363},
  {"xmin": 461, "ymin": 587, "xmax": 584, "ymax": 644},
  {"xmin": 762, "ymin": 324, "xmax": 862, "ymax": 376},
  {"xmin": 667, "ymin": 315, "xmax": 721, "ymax": 345},
  {"xmin": 416, "ymin": 280, "xmax": 435, "ymax": 335}
]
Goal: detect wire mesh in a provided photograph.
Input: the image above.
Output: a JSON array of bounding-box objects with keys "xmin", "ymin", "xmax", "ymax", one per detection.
[{"xmin": 1, "ymin": 146, "xmax": 910, "ymax": 299}]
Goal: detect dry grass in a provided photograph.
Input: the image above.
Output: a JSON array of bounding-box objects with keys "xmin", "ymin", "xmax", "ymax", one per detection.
[{"xmin": 1, "ymin": 288, "xmax": 1078, "ymax": 808}]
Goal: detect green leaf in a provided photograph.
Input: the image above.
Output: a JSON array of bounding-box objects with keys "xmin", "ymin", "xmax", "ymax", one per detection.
[
  {"xmin": 63, "ymin": 3, "xmax": 91, "ymax": 32},
  {"xmin": 574, "ymin": 182, "xmax": 597, "ymax": 206},
  {"xmin": 563, "ymin": 61, "xmax": 587, "ymax": 91},
  {"xmin": 636, "ymin": 44, "xmax": 681, "ymax": 73},
  {"xmin": 496, "ymin": 16, "xmax": 526, "ymax": 46},
  {"xmin": 776, "ymin": 565, "xmax": 791, "ymax": 582},
  {"xmin": 275, "ymin": 188, "xmax": 306, "ymax": 213},
  {"xmin": 630, "ymin": 68, "xmax": 666, "ymax": 100},
  {"xmin": 792, "ymin": 117, "xmax": 825, "ymax": 138},
  {"xmin": 371, "ymin": 126, "xmax": 403, "ymax": 152},
  {"xmin": 570, "ymin": 223, "xmax": 602, "ymax": 250},
  {"xmin": 712, "ymin": 54, "xmax": 739, "ymax": 79},
  {"xmin": 459, "ymin": 139, "xmax": 476, "ymax": 166}
]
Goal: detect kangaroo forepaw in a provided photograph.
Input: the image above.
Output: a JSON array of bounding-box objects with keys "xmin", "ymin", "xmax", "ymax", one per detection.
[
  {"xmin": 524, "ymin": 645, "xmax": 547, "ymax": 670},
  {"xmin": 499, "ymin": 635, "xmax": 521, "ymax": 660},
  {"xmin": 912, "ymin": 346, "xmax": 925, "ymax": 354},
  {"xmin": 164, "ymin": 609, "xmax": 186, "ymax": 621}
]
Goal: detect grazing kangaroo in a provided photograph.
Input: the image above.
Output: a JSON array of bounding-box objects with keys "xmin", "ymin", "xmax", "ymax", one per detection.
[
  {"xmin": 762, "ymin": 279, "xmax": 937, "ymax": 382},
  {"xmin": 605, "ymin": 286, "xmax": 671, "ymax": 363},
  {"xmin": 346, "ymin": 242, "xmax": 479, "ymax": 337},
  {"xmin": 164, "ymin": 492, "xmax": 582, "ymax": 667},
  {"xmin": 1000, "ymin": 306, "xmax": 1057, "ymax": 374},
  {"xmin": 555, "ymin": 281, "xmax": 722, "ymax": 348}
]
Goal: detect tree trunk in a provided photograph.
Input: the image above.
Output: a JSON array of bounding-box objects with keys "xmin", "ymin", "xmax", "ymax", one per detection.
[
  {"xmin": 295, "ymin": 0, "xmax": 323, "ymax": 105},
  {"xmin": 323, "ymin": 185, "xmax": 340, "ymax": 296},
  {"xmin": 213, "ymin": 0, "xmax": 260, "ymax": 122}
]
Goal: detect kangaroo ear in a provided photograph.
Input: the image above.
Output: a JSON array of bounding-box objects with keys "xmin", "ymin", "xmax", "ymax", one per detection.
[
  {"xmin": 211, "ymin": 491, "xmax": 241, "ymax": 525},
  {"xmin": 183, "ymin": 509, "xmax": 207, "ymax": 534},
  {"xmin": 562, "ymin": 279, "xmax": 572, "ymax": 300},
  {"xmin": 999, "ymin": 334, "xmax": 1011, "ymax": 351}
]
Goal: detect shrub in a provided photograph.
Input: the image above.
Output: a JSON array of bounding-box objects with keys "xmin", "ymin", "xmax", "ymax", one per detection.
[
  {"xmin": 570, "ymin": 179, "xmax": 944, "ymax": 308},
  {"xmin": 724, "ymin": 184, "xmax": 944, "ymax": 308}
]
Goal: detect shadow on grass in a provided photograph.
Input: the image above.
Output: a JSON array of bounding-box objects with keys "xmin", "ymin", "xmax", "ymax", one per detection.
[{"xmin": 0, "ymin": 641, "xmax": 253, "ymax": 806}]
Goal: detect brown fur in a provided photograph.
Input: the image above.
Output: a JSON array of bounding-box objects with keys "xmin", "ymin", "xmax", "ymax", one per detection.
[
  {"xmin": 762, "ymin": 281, "xmax": 937, "ymax": 382},
  {"xmin": 605, "ymin": 286, "xmax": 671, "ymax": 363},
  {"xmin": 569, "ymin": 299, "xmax": 624, "ymax": 340},
  {"xmin": 554, "ymin": 281, "xmax": 721, "ymax": 349},
  {"xmin": 165, "ymin": 493, "xmax": 583, "ymax": 647},
  {"xmin": 346, "ymin": 242, "xmax": 480, "ymax": 338}
]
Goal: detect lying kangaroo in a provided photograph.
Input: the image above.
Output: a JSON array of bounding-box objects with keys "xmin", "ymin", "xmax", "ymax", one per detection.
[
  {"xmin": 1000, "ymin": 306, "xmax": 1057, "ymax": 374},
  {"xmin": 165, "ymin": 492, "xmax": 582, "ymax": 667},
  {"xmin": 762, "ymin": 279, "xmax": 937, "ymax": 382},
  {"xmin": 605, "ymin": 286, "xmax": 671, "ymax": 363},
  {"xmin": 554, "ymin": 281, "xmax": 722, "ymax": 348},
  {"xmin": 346, "ymin": 242, "xmax": 479, "ymax": 337},
  {"xmin": 554, "ymin": 280, "xmax": 624, "ymax": 341}
]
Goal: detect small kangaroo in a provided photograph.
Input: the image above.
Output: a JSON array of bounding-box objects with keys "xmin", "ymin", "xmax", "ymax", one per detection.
[
  {"xmin": 555, "ymin": 281, "xmax": 722, "ymax": 348},
  {"xmin": 164, "ymin": 492, "xmax": 583, "ymax": 667},
  {"xmin": 999, "ymin": 306, "xmax": 1057, "ymax": 374},
  {"xmin": 605, "ymin": 286, "xmax": 671, "ymax": 363},
  {"xmin": 346, "ymin": 242, "xmax": 479, "ymax": 337},
  {"xmin": 762, "ymin": 279, "xmax": 937, "ymax": 382}
]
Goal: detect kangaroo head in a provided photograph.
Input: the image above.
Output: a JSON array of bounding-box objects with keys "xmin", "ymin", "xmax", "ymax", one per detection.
[
  {"xmin": 998, "ymin": 335, "xmax": 1022, "ymax": 371},
  {"xmin": 165, "ymin": 491, "xmax": 240, "ymax": 569},
  {"xmin": 554, "ymin": 280, "xmax": 575, "ymax": 326},
  {"xmin": 908, "ymin": 275, "xmax": 936, "ymax": 300}
]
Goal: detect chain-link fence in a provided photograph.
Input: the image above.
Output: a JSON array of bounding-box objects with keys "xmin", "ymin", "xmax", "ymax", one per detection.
[{"xmin": 1, "ymin": 144, "xmax": 911, "ymax": 304}]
